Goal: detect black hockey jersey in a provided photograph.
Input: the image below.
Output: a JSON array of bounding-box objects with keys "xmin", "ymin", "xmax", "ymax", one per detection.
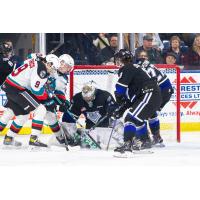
[
  {"xmin": 115, "ymin": 63, "xmax": 158, "ymax": 103},
  {"xmin": 62, "ymin": 89, "xmax": 115, "ymax": 129},
  {"xmin": 136, "ymin": 60, "xmax": 172, "ymax": 90}
]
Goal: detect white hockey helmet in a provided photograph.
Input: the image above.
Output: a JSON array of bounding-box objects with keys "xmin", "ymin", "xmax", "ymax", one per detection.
[
  {"xmin": 58, "ymin": 54, "xmax": 74, "ymax": 73},
  {"xmin": 81, "ymin": 81, "xmax": 96, "ymax": 102},
  {"xmin": 45, "ymin": 54, "xmax": 59, "ymax": 74}
]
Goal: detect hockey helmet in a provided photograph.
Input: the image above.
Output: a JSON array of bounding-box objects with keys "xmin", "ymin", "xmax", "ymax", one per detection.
[
  {"xmin": 81, "ymin": 81, "xmax": 96, "ymax": 102},
  {"xmin": 0, "ymin": 41, "xmax": 13, "ymax": 56},
  {"xmin": 114, "ymin": 49, "xmax": 133, "ymax": 67},
  {"xmin": 58, "ymin": 54, "xmax": 74, "ymax": 73},
  {"xmin": 45, "ymin": 54, "xmax": 59, "ymax": 74}
]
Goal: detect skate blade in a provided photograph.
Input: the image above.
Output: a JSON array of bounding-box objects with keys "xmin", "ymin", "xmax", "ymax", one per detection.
[
  {"xmin": 132, "ymin": 150, "xmax": 154, "ymax": 154},
  {"xmin": 113, "ymin": 151, "xmax": 134, "ymax": 158},
  {"xmin": 28, "ymin": 145, "xmax": 51, "ymax": 152},
  {"xmin": 1, "ymin": 145, "xmax": 28, "ymax": 150},
  {"xmin": 152, "ymin": 143, "xmax": 165, "ymax": 148}
]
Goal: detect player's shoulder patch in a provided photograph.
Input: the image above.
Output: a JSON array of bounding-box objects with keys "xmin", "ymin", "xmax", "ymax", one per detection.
[
  {"xmin": 39, "ymin": 70, "xmax": 47, "ymax": 78},
  {"xmin": 37, "ymin": 61, "xmax": 48, "ymax": 79}
]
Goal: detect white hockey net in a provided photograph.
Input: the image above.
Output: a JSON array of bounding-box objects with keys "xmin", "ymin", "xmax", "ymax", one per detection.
[{"xmin": 68, "ymin": 64, "xmax": 181, "ymax": 142}]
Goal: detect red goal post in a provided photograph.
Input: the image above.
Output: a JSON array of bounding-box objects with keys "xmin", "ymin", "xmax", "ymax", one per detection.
[
  {"xmin": 69, "ymin": 64, "xmax": 181, "ymax": 142},
  {"xmin": 155, "ymin": 64, "xmax": 181, "ymax": 143}
]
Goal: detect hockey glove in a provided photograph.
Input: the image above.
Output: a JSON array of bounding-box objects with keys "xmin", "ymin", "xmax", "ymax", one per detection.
[
  {"xmin": 106, "ymin": 102, "xmax": 119, "ymax": 117},
  {"xmin": 40, "ymin": 98, "xmax": 56, "ymax": 112},
  {"xmin": 111, "ymin": 105, "xmax": 125, "ymax": 119},
  {"xmin": 59, "ymin": 100, "xmax": 71, "ymax": 112},
  {"xmin": 111, "ymin": 101, "xmax": 131, "ymax": 119},
  {"xmin": 45, "ymin": 78, "xmax": 56, "ymax": 98},
  {"xmin": 114, "ymin": 91, "xmax": 127, "ymax": 105}
]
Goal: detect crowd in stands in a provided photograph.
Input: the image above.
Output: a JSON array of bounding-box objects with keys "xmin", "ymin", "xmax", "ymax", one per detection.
[{"xmin": 45, "ymin": 33, "xmax": 200, "ymax": 70}]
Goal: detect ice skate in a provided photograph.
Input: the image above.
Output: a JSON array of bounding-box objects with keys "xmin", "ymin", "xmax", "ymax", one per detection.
[
  {"xmin": 132, "ymin": 137, "xmax": 143, "ymax": 150},
  {"xmin": 3, "ymin": 135, "xmax": 22, "ymax": 147},
  {"xmin": 114, "ymin": 140, "xmax": 132, "ymax": 153},
  {"xmin": 29, "ymin": 135, "xmax": 48, "ymax": 148},
  {"xmin": 141, "ymin": 139, "xmax": 152, "ymax": 149},
  {"xmin": 152, "ymin": 134, "xmax": 165, "ymax": 147}
]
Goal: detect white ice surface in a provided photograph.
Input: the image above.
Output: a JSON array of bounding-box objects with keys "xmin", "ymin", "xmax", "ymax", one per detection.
[
  {"xmin": 1, "ymin": 131, "xmax": 200, "ymax": 200},
  {"xmin": 0, "ymin": 131, "xmax": 200, "ymax": 166}
]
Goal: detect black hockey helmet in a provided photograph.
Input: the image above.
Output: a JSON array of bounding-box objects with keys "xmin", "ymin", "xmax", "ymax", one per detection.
[
  {"xmin": 114, "ymin": 49, "xmax": 133, "ymax": 66},
  {"xmin": 0, "ymin": 41, "xmax": 13, "ymax": 55}
]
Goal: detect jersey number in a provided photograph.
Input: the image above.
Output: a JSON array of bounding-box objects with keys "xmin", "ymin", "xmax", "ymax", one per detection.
[{"xmin": 34, "ymin": 81, "xmax": 40, "ymax": 88}]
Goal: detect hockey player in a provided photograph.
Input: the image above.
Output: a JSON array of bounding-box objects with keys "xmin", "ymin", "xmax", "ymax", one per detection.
[
  {"xmin": 62, "ymin": 81, "xmax": 116, "ymax": 129},
  {"xmin": 136, "ymin": 50, "xmax": 174, "ymax": 145},
  {"xmin": 0, "ymin": 40, "xmax": 23, "ymax": 86},
  {"xmin": 43, "ymin": 54, "xmax": 74, "ymax": 145},
  {"xmin": 53, "ymin": 81, "xmax": 117, "ymax": 148},
  {"xmin": 111, "ymin": 49, "xmax": 162, "ymax": 153},
  {"xmin": 0, "ymin": 54, "xmax": 60, "ymax": 147}
]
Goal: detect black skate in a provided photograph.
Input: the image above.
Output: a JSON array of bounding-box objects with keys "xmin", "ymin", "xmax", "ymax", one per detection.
[
  {"xmin": 132, "ymin": 137, "xmax": 143, "ymax": 150},
  {"xmin": 29, "ymin": 135, "xmax": 48, "ymax": 147},
  {"xmin": 3, "ymin": 135, "xmax": 22, "ymax": 147},
  {"xmin": 141, "ymin": 139, "xmax": 152, "ymax": 149},
  {"xmin": 152, "ymin": 135, "xmax": 165, "ymax": 147},
  {"xmin": 114, "ymin": 140, "xmax": 132, "ymax": 153},
  {"xmin": 56, "ymin": 135, "xmax": 65, "ymax": 144}
]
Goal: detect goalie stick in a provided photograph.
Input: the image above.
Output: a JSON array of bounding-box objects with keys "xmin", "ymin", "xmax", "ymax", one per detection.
[{"xmin": 84, "ymin": 115, "xmax": 108, "ymax": 150}]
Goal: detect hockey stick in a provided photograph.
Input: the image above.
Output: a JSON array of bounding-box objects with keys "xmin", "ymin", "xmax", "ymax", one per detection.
[
  {"xmin": 106, "ymin": 119, "xmax": 118, "ymax": 151},
  {"xmin": 106, "ymin": 102, "xmax": 127, "ymax": 150},
  {"xmin": 48, "ymin": 34, "xmax": 64, "ymax": 54},
  {"xmin": 59, "ymin": 124, "xmax": 69, "ymax": 151},
  {"xmin": 75, "ymin": 115, "xmax": 108, "ymax": 150},
  {"xmin": 49, "ymin": 43, "xmax": 64, "ymax": 54},
  {"xmin": 83, "ymin": 115, "xmax": 109, "ymax": 150}
]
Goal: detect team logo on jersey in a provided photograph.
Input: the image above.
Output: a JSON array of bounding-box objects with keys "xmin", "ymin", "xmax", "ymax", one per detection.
[
  {"xmin": 86, "ymin": 111, "xmax": 101, "ymax": 124},
  {"xmin": 40, "ymin": 70, "xmax": 47, "ymax": 78}
]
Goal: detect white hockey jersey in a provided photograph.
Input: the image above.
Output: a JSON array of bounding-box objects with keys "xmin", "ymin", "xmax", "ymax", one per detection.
[
  {"xmin": 47, "ymin": 73, "xmax": 68, "ymax": 101},
  {"xmin": 6, "ymin": 58, "xmax": 49, "ymax": 100}
]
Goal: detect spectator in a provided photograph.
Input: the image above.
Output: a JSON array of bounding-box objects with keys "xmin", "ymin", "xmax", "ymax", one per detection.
[
  {"xmin": 138, "ymin": 33, "xmax": 164, "ymax": 51},
  {"xmin": 93, "ymin": 33, "xmax": 109, "ymax": 50},
  {"xmin": 0, "ymin": 40, "xmax": 23, "ymax": 86},
  {"xmin": 135, "ymin": 34, "xmax": 163, "ymax": 64},
  {"xmin": 137, "ymin": 50, "xmax": 149, "ymax": 62},
  {"xmin": 0, "ymin": 40, "xmax": 23, "ymax": 67},
  {"xmin": 187, "ymin": 34, "xmax": 200, "ymax": 69},
  {"xmin": 165, "ymin": 52, "xmax": 177, "ymax": 65},
  {"xmin": 95, "ymin": 35, "xmax": 118, "ymax": 65},
  {"xmin": 162, "ymin": 35, "xmax": 187, "ymax": 65}
]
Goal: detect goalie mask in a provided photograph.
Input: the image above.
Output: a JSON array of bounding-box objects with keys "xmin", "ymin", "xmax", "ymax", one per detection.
[
  {"xmin": 114, "ymin": 49, "xmax": 133, "ymax": 67},
  {"xmin": 81, "ymin": 82, "xmax": 96, "ymax": 102},
  {"xmin": 58, "ymin": 54, "xmax": 74, "ymax": 74},
  {"xmin": 45, "ymin": 54, "xmax": 59, "ymax": 75}
]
